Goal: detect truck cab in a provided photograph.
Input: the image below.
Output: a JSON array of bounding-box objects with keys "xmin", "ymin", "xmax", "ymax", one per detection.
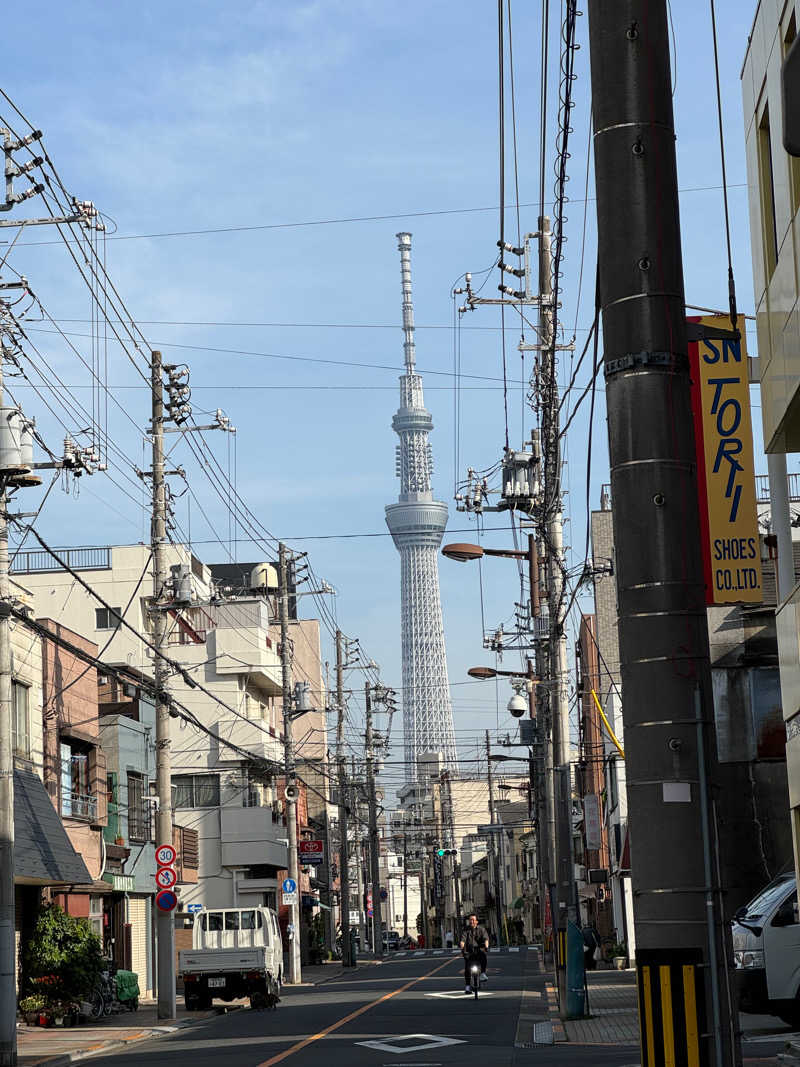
[{"xmin": 733, "ymin": 873, "xmax": 800, "ymax": 1026}]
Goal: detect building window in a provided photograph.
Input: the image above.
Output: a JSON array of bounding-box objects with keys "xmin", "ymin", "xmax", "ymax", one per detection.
[
  {"xmin": 758, "ymin": 105, "xmax": 779, "ymax": 277},
  {"xmin": 61, "ymin": 740, "xmax": 97, "ymax": 820},
  {"xmin": 12, "ymin": 681, "xmax": 29, "ymax": 758},
  {"xmin": 127, "ymin": 772, "xmax": 150, "ymax": 841},
  {"xmin": 785, "ymin": 13, "xmax": 800, "ymax": 215},
  {"xmin": 95, "ymin": 606, "xmax": 123, "ymax": 631},
  {"xmin": 173, "ymin": 774, "xmax": 220, "ymax": 808}
]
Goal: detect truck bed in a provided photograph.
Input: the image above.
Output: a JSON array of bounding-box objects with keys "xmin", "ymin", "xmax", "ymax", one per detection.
[{"xmin": 179, "ymin": 947, "xmax": 269, "ymax": 975}]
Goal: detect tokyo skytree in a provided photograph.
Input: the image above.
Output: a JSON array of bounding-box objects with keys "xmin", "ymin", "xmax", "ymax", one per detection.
[{"xmin": 385, "ymin": 232, "xmax": 458, "ymax": 780}]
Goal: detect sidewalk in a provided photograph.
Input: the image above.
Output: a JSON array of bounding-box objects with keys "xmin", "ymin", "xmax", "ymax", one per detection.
[
  {"xmin": 16, "ymin": 964, "xmax": 348, "ymax": 1066},
  {"xmin": 563, "ymin": 968, "xmax": 640, "ymax": 1046}
]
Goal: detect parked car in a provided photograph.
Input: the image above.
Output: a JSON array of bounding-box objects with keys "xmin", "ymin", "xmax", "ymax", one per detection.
[
  {"xmin": 733, "ymin": 873, "xmax": 800, "ymax": 1026},
  {"xmin": 399, "ymin": 935, "xmax": 417, "ymax": 950},
  {"xmin": 179, "ymin": 907, "xmax": 282, "ymax": 1011},
  {"xmin": 382, "ymin": 930, "xmax": 400, "ymax": 951}
]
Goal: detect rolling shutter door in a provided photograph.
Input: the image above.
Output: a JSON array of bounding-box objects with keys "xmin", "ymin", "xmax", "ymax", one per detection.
[{"xmin": 129, "ymin": 896, "xmax": 151, "ymax": 997}]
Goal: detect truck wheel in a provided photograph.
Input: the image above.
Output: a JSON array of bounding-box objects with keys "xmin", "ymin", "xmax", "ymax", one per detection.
[
  {"xmin": 199, "ymin": 994, "xmax": 213, "ymax": 1011},
  {"xmin": 185, "ymin": 993, "xmax": 200, "ymax": 1012},
  {"xmin": 250, "ymin": 992, "xmax": 267, "ymax": 1010}
]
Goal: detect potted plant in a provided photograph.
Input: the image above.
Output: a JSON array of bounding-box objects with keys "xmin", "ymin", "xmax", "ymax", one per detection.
[
  {"xmin": 611, "ymin": 941, "xmax": 628, "ymax": 969},
  {"xmin": 18, "ymin": 994, "xmax": 46, "ymax": 1026}
]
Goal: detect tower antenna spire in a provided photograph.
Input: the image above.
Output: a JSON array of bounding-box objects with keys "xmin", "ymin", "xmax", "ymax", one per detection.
[{"xmin": 397, "ymin": 231, "xmax": 416, "ymax": 372}]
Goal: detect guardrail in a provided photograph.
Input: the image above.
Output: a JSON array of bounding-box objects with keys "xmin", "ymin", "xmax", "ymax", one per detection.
[{"xmin": 11, "ymin": 546, "xmax": 111, "ymax": 574}]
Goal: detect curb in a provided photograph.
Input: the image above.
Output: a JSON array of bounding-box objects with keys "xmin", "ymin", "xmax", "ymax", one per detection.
[{"xmin": 19, "ymin": 1005, "xmax": 242, "ymax": 1066}]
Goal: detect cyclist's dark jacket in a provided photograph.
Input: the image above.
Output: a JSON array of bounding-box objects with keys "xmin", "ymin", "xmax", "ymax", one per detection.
[{"xmin": 462, "ymin": 925, "xmax": 489, "ymax": 954}]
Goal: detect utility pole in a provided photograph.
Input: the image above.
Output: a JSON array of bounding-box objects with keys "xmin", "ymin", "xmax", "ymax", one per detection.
[
  {"xmin": 335, "ymin": 630, "xmax": 353, "ymax": 966},
  {"xmin": 587, "ymin": 5, "xmax": 739, "ymax": 1064},
  {"xmin": 486, "ymin": 731, "xmax": 503, "ymax": 942},
  {"xmin": 365, "ymin": 684, "xmax": 383, "ymax": 958},
  {"xmin": 537, "ymin": 216, "xmax": 578, "ymax": 1007},
  {"xmin": 402, "ymin": 825, "xmax": 409, "ymax": 938},
  {"xmin": 149, "ymin": 349, "xmax": 176, "ymax": 1021},
  {"xmin": 0, "ymin": 351, "xmax": 14, "ymax": 1062},
  {"xmin": 279, "ymin": 543, "xmax": 301, "ymax": 986},
  {"xmin": 352, "ymin": 758, "xmax": 367, "ymax": 952}
]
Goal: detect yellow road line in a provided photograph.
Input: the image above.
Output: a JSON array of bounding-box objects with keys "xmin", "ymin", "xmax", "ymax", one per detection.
[{"xmin": 256, "ymin": 955, "xmax": 457, "ymax": 1067}]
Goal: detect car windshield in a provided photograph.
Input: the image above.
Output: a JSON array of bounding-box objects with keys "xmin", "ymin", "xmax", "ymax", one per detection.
[{"xmin": 741, "ymin": 876, "xmax": 795, "ymax": 920}]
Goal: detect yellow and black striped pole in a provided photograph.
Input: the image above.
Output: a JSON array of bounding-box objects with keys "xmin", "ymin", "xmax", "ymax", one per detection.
[{"xmin": 637, "ymin": 954, "xmax": 704, "ymax": 1067}]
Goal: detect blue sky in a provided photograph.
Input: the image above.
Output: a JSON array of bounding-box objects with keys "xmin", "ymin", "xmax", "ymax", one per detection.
[{"xmin": 0, "ymin": 0, "xmax": 777, "ymax": 783}]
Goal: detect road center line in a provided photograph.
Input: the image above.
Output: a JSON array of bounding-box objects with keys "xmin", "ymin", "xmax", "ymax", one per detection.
[{"xmin": 256, "ymin": 956, "xmax": 458, "ymax": 1067}]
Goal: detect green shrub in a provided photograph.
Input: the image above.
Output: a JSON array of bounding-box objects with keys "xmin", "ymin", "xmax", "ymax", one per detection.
[{"xmin": 20, "ymin": 903, "xmax": 103, "ymax": 1002}]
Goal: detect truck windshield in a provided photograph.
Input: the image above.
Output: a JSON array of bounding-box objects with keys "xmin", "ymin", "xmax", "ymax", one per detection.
[{"xmin": 742, "ymin": 876, "xmax": 795, "ymax": 920}]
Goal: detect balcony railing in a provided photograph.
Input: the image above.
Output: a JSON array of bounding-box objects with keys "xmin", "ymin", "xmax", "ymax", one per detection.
[
  {"xmin": 62, "ymin": 791, "xmax": 98, "ymax": 820},
  {"xmin": 12, "ymin": 546, "xmax": 111, "ymax": 574}
]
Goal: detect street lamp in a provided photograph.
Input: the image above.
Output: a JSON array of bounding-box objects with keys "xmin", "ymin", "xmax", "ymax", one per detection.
[{"xmin": 442, "ymin": 538, "xmax": 540, "ymax": 618}]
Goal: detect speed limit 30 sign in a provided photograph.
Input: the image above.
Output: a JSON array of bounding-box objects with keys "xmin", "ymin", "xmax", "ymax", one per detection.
[{"xmin": 155, "ymin": 843, "xmax": 177, "ymax": 867}]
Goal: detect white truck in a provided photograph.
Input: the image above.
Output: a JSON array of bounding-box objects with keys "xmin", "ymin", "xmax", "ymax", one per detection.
[
  {"xmin": 733, "ymin": 873, "xmax": 800, "ymax": 1026},
  {"xmin": 179, "ymin": 906, "xmax": 283, "ymax": 1011}
]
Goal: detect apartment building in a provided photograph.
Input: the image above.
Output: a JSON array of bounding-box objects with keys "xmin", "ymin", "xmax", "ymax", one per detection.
[
  {"xmin": 13, "ymin": 545, "xmax": 289, "ymax": 918},
  {"xmin": 742, "ymin": 0, "xmax": 800, "ymax": 882}
]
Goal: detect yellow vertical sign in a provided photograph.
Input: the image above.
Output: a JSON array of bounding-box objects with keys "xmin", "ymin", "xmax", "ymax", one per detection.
[{"xmin": 690, "ymin": 315, "xmax": 762, "ymax": 604}]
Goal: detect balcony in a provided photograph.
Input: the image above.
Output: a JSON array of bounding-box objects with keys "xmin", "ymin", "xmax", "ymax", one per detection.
[
  {"xmin": 61, "ymin": 791, "xmax": 98, "ymax": 822},
  {"xmin": 220, "ymin": 805, "xmax": 288, "ymax": 870},
  {"xmin": 216, "ymin": 718, "xmax": 283, "ymax": 763},
  {"xmin": 209, "ymin": 626, "xmax": 282, "ymax": 691}
]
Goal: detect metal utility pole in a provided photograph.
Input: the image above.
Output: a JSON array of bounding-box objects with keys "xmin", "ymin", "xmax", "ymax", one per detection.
[
  {"xmin": 148, "ymin": 349, "xmax": 176, "ymax": 1021},
  {"xmin": 485, "ymin": 732, "xmax": 503, "ymax": 942},
  {"xmin": 335, "ymin": 630, "xmax": 353, "ymax": 966},
  {"xmin": 0, "ymin": 352, "xmax": 14, "ymax": 1063},
  {"xmin": 587, "ymin": 5, "xmax": 739, "ymax": 1064},
  {"xmin": 365, "ymin": 684, "xmax": 383, "ymax": 958},
  {"xmin": 279, "ymin": 543, "xmax": 301, "ymax": 986}
]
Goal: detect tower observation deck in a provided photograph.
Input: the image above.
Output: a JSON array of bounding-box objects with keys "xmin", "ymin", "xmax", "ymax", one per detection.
[{"xmin": 385, "ymin": 232, "xmax": 458, "ymax": 780}]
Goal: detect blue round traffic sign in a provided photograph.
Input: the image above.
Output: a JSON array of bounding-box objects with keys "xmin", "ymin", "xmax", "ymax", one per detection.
[
  {"xmin": 282, "ymin": 878, "xmax": 297, "ymax": 894},
  {"xmin": 156, "ymin": 889, "xmax": 178, "ymax": 912}
]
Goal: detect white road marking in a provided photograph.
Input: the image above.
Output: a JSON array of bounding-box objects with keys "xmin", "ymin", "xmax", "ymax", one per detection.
[
  {"xmin": 508, "ymin": 947, "xmax": 519, "ymax": 952},
  {"xmin": 425, "ymin": 990, "xmax": 495, "ymax": 999},
  {"xmin": 356, "ymin": 1035, "xmax": 466, "ymax": 1054}
]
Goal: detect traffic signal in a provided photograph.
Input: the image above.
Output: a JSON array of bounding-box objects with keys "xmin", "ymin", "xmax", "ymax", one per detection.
[{"xmin": 436, "ymin": 848, "xmax": 457, "ymax": 858}]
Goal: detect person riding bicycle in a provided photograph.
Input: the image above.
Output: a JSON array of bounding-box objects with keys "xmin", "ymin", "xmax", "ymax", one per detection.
[{"xmin": 459, "ymin": 913, "xmax": 489, "ymax": 994}]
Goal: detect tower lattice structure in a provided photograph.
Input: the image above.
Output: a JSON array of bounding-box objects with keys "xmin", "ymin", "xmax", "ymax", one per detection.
[{"xmin": 385, "ymin": 232, "xmax": 458, "ymax": 780}]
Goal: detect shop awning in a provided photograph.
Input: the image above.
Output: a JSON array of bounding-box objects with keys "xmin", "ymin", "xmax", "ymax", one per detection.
[{"xmin": 14, "ymin": 767, "xmax": 91, "ymax": 886}]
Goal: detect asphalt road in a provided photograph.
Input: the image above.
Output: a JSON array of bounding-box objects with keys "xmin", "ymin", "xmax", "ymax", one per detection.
[{"xmin": 84, "ymin": 949, "xmax": 643, "ymax": 1067}]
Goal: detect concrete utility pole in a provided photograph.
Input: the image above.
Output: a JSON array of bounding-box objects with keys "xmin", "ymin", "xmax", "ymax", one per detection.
[
  {"xmin": 0, "ymin": 351, "xmax": 14, "ymax": 1063},
  {"xmin": 279, "ymin": 543, "xmax": 301, "ymax": 986},
  {"xmin": 587, "ymin": 5, "xmax": 740, "ymax": 1064},
  {"xmin": 352, "ymin": 758, "xmax": 367, "ymax": 951},
  {"xmin": 365, "ymin": 684, "xmax": 383, "ymax": 958},
  {"xmin": 335, "ymin": 630, "xmax": 353, "ymax": 966},
  {"xmin": 485, "ymin": 731, "xmax": 503, "ymax": 942},
  {"xmin": 536, "ymin": 217, "xmax": 578, "ymax": 1005},
  {"xmin": 149, "ymin": 349, "xmax": 176, "ymax": 1021},
  {"xmin": 402, "ymin": 826, "xmax": 409, "ymax": 938}
]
